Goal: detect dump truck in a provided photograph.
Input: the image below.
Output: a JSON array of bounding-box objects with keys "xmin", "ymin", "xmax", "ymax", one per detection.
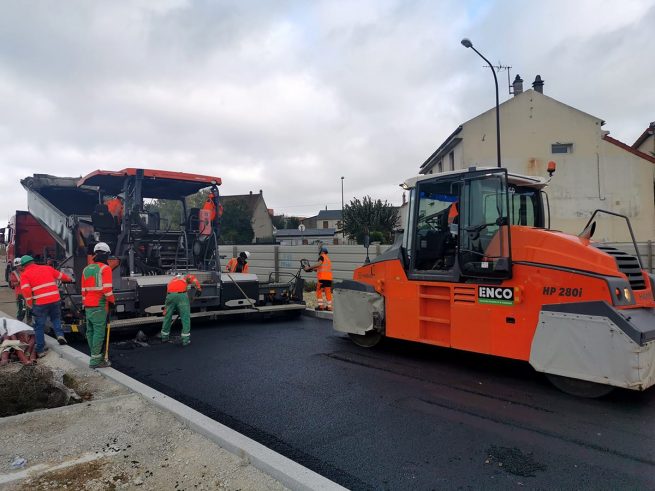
[
  {"xmin": 1, "ymin": 211, "xmax": 58, "ymax": 282},
  {"xmin": 334, "ymin": 166, "xmax": 655, "ymax": 397},
  {"xmin": 19, "ymin": 168, "xmax": 305, "ymax": 332}
]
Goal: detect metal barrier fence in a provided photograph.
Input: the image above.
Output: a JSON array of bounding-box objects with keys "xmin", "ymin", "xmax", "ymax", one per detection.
[
  {"xmin": 218, "ymin": 241, "xmax": 655, "ymax": 282},
  {"xmin": 218, "ymin": 244, "xmax": 392, "ymax": 282}
]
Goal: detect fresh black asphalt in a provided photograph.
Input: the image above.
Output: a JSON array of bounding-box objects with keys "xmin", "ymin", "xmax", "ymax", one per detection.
[{"xmin": 73, "ymin": 316, "xmax": 655, "ymax": 490}]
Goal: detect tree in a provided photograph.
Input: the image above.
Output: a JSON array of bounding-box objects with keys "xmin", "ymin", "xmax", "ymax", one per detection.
[
  {"xmin": 220, "ymin": 199, "xmax": 254, "ymax": 244},
  {"xmin": 271, "ymin": 214, "xmax": 302, "ymax": 229},
  {"xmin": 342, "ymin": 196, "xmax": 400, "ymax": 244},
  {"xmin": 144, "ymin": 189, "xmax": 210, "ymax": 230}
]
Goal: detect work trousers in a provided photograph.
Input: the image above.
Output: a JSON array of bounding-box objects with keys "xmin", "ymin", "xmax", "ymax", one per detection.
[
  {"xmin": 85, "ymin": 307, "xmax": 107, "ymax": 367},
  {"xmin": 161, "ymin": 292, "xmax": 191, "ymax": 345},
  {"xmin": 316, "ymin": 280, "xmax": 333, "ymax": 310},
  {"xmin": 32, "ymin": 301, "xmax": 64, "ymax": 353},
  {"xmin": 16, "ymin": 295, "xmax": 31, "ymax": 323}
]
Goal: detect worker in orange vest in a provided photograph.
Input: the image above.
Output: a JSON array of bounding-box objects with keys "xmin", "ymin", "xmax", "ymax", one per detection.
[
  {"xmin": 81, "ymin": 242, "xmax": 116, "ymax": 368},
  {"xmin": 202, "ymin": 192, "xmax": 217, "ymax": 221},
  {"xmin": 160, "ymin": 273, "xmax": 201, "ymax": 346},
  {"xmin": 304, "ymin": 245, "xmax": 333, "ymax": 311},
  {"xmin": 9, "ymin": 258, "xmax": 31, "ymax": 324},
  {"xmin": 225, "ymin": 251, "xmax": 250, "ymax": 273},
  {"xmin": 447, "ymin": 202, "xmax": 458, "ymax": 225},
  {"xmin": 19, "ymin": 255, "xmax": 74, "ymax": 357},
  {"xmin": 105, "ymin": 196, "xmax": 124, "ymax": 223}
]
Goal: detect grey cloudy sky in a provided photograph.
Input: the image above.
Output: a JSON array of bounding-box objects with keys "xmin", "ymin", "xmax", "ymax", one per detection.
[{"xmin": 1, "ymin": 0, "xmax": 653, "ymax": 221}]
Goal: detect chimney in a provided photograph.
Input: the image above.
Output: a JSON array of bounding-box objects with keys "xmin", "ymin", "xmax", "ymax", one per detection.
[
  {"xmin": 532, "ymin": 75, "xmax": 544, "ymax": 94},
  {"xmin": 512, "ymin": 74, "xmax": 523, "ymax": 96},
  {"xmin": 259, "ymin": 189, "xmax": 262, "ymax": 195},
  {"xmin": 249, "ymin": 190, "xmax": 252, "ymax": 195}
]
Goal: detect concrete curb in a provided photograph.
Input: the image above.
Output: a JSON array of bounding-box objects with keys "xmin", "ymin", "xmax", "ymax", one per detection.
[
  {"xmin": 42, "ymin": 337, "xmax": 346, "ymax": 491},
  {"xmin": 302, "ymin": 308, "xmax": 333, "ymax": 320}
]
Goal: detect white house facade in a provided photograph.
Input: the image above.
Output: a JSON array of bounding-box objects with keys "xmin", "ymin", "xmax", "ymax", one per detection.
[{"xmin": 420, "ymin": 81, "xmax": 655, "ymax": 242}]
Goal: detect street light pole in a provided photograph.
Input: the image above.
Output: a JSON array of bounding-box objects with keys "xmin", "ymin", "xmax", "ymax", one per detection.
[
  {"xmin": 461, "ymin": 38, "xmax": 501, "ymax": 168},
  {"xmin": 341, "ymin": 176, "xmax": 344, "ymax": 212},
  {"xmin": 340, "ymin": 176, "xmax": 344, "ymax": 244}
]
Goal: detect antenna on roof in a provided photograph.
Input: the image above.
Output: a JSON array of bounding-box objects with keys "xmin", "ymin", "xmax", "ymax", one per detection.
[{"xmin": 484, "ymin": 61, "xmax": 513, "ymax": 96}]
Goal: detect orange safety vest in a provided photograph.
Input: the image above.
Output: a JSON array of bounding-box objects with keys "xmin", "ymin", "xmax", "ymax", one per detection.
[
  {"xmin": 81, "ymin": 262, "xmax": 115, "ymax": 308},
  {"xmin": 447, "ymin": 202, "xmax": 459, "ymax": 224},
  {"xmin": 20, "ymin": 263, "xmax": 72, "ymax": 307},
  {"xmin": 226, "ymin": 257, "xmax": 249, "ymax": 273},
  {"xmin": 167, "ymin": 274, "xmax": 201, "ymax": 293},
  {"xmin": 106, "ymin": 198, "xmax": 123, "ymax": 221},
  {"xmin": 317, "ymin": 253, "xmax": 333, "ymax": 281},
  {"xmin": 202, "ymin": 194, "xmax": 217, "ymax": 221}
]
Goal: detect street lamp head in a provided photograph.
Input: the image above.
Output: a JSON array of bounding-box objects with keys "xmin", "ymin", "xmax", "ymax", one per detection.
[{"xmin": 461, "ymin": 38, "xmax": 473, "ymax": 48}]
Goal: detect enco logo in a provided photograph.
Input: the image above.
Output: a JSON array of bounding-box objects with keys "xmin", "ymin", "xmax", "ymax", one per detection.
[{"xmin": 478, "ymin": 286, "xmax": 514, "ymax": 305}]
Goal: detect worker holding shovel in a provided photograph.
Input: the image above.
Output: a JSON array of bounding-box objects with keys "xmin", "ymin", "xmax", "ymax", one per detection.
[
  {"xmin": 81, "ymin": 242, "xmax": 115, "ymax": 368},
  {"xmin": 160, "ymin": 274, "xmax": 201, "ymax": 347}
]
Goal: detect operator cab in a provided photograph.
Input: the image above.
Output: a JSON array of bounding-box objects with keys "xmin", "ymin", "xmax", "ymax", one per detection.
[{"xmin": 403, "ymin": 167, "xmax": 548, "ymax": 281}]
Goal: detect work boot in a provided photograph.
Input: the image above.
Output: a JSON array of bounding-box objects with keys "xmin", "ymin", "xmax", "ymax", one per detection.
[
  {"xmin": 57, "ymin": 336, "xmax": 68, "ymax": 345},
  {"xmin": 37, "ymin": 349, "xmax": 49, "ymax": 359},
  {"xmin": 161, "ymin": 337, "xmax": 170, "ymax": 343},
  {"xmin": 93, "ymin": 360, "xmax": 111, "ymax": 369}
]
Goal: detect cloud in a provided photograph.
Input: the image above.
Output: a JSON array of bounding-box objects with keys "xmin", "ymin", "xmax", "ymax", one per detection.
[{"xmin": 0, "ymin": 0, "xmax": 653, "ymax": 223}]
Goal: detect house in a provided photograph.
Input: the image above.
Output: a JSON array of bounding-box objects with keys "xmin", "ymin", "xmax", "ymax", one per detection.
[
  {"xmin": 420, "ymin": 76, "xmax": 655, "ymax": 242},
  {"xmin": 221, "ymin": 190, "xmax": 274, "ymax": 243},
  {"xmin": 304, "ymin": 209, "xmax": 347, "ymax": 244},
  {"xmin": 273, "ymin": 228, "xmax": 336, "ymax": 246},
  {"xmin": 633, "ymin": 122, "xmax": 655, "ymax": 158}
]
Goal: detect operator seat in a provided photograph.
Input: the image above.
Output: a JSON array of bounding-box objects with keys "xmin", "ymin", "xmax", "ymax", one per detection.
[
  {"xmin": 187, "ymin": 208, "xmax": 200, "ymax": 232},
  {"xmin": 91, "ymin": 203, "xmax": 118, "ymax": 252}
]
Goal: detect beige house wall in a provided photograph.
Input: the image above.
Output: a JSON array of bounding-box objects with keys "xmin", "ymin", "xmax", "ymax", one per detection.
[
  {"xmin": 443, "ymin": 90, "xmax": 654, "ymax": 241},
  {"xmin": 251, "ymin": 198, "xmax": 274, "ymax": 243}
]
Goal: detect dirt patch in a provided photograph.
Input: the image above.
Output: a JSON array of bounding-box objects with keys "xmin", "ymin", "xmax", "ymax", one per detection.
[
  {"xmin": 63, "ymin": 372, "xmax": 93, "ymax": 400},
  {"xmin": 302, "ymin": 291, "xmax": 318, "ymax": 309},
  {"xmin": 19, "ymin": 460, "xmax": 108, "ymax": 491},
  {"xmin": 0, "ymin": 364, "xmax": 80, "ymax": 417}
]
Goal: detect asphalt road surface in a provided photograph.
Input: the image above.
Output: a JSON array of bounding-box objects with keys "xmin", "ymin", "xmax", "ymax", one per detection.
[{"xmin": 76, "ymin": 316, "xmax": 655, "ymax": 490}]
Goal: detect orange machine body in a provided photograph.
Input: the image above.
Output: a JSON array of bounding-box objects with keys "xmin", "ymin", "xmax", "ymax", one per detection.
[{"xmin": 353, "ymin": 226, "xmax": 655, "ymax": 362}]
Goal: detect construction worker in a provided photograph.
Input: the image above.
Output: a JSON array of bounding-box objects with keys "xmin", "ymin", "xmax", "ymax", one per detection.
[
  {"xmin": 305, "ymin": 245, "xmax": 333, "ymax": 311},
  {"xmin": 202, "ymin": 192, "xmax": 217, "ymax": 221},
  {"xmin": 81, "ymin": 242, "xmax": 115, "ymax": 369},
  {"xmin": 225, "ymin": 251, "xmax": 250, "ymax": 273},
  {"xmin": 447, "ymin": 201, "xmax": 459, "ymax": 225},
  {"xmin": 105, "ymin": 195, "xmax": 124, "ymax": 223},
  {"xmin": 160, "ymin": 273, "xmax": 201, "ymax": 346},
  {"xmin": 8, "ymin": 258, "xmax": 31, "ymax": 324},
  {"xmin": 19, "ymin": 255, "xmax": 73, "ymax": 357}
]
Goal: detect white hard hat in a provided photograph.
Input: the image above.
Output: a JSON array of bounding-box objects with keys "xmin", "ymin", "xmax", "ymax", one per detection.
[
  {"xmin": 241, "ymin": 251, "xmax": 250, "ymax": 259},
  {"xmin": 94, "ymin": 242, "xmax": 111, "ymax": 254},
  {"xmin": 13, "ymin": 258, "xmax": 22, "ymax": 267}
]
